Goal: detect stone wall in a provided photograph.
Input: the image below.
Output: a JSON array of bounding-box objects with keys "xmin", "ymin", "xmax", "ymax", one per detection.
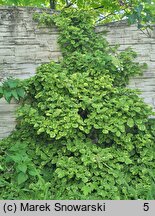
[
  {"xmin": 0, "ymin": 6, "xmax": 155, "ymax": 139},
  {"xmin": 0, "ymin": 6, "xmax": 61, "ymax": 139},
  {"xmin": 0, "ymin": 6, "xmax": 61, "ymax": 80},
  {"xmin": 96, "ymin": 22, "xmax": 155, "ymax": 111}
]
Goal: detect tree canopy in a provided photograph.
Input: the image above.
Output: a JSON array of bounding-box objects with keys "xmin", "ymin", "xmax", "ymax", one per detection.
[{"xmin": 0, "ymin": 0, "xmax": 155, "ymax": 28}]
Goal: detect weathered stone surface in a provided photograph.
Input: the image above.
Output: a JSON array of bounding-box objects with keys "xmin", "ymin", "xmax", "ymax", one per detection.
[
  {"xmin": 0, "ymin": 7, "xmax": 155, "ymax": 139},
  {"xmin": 100, "ymin": 21, "xmax": 155, "ymax": 114}
]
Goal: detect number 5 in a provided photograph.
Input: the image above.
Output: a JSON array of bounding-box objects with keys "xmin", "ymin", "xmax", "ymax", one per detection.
[{"xmin": 143, "ymin": 203, "xmax": 149, "ymax": 211}]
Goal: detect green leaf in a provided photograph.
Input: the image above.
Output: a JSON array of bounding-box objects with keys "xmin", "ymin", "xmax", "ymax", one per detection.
[
  {"xmin": 102, "ymin": 129, "xmax": 109, "ymax": 134},
  {"xmin": 138, "ymin": 124, "xmax": 146, "ymax": 131},
  {"xmin": 37, "ymin": 128, "xmax": 45, "ymax": 134},
  {"xmin": 127, "ymin": 118, "xmax": 134, "ymax": 128},
  {"xmin": 7, "ymin": 79, "xmax": 19, "ymax": 88},
  {"xmin": 28, "ymin": 168, "xmax": 38, "ymax": 176},
  {"xmin": 49, "ymin": 132, "xmax": 56, "ymax": 138},
  {"xmin": 17, "ymin": 164, "xmax": 27, "ymax": 173},
  {"xmin": 17, "ymin": 172, "xmax": 28, "ymax": 185},
  {"xmin": 9, "ymin": 154, "xmax": 22, "ymax": 162},
  {"xmin": 111, "ymin": 56, "xmax": 120, "ymax": 67},
  {"xmin": 3, "ymin": 90, "xmax": 12, "ymax": 103},
  {"xmin": 81, "ymin": 185, "xmax": 92, "ymax": 196},
  {"xmin": 58, "ymin": 171, "xmax": 65, "ymax": 178},
  {"xmin": 82, "ymin": 177, "xmax": 89, "ymax": 183},
  {"xmin": 116, "ymin": 131, "xmax": 121, "ymax": 137},
  {"xmin": 119, "ymin": 125, "xmax": 125, "ymax": 132},
  {"xmin": 17, "ymin": 88, "xmax": 25, "ymax": 98},
  {"xmin": 53, "ymin": 109, "xmax": 62, "ymax": 117},
  {"xmin": 79, "ymin": 126, "xmax": 84, "ymax": 131},
  {"xmin": 11, "ymin": 89, "xmax": 19, "ymax": 100},
  {"xmin": 0, "ymin": 165, "xmax": 4, "ymax": 171}
]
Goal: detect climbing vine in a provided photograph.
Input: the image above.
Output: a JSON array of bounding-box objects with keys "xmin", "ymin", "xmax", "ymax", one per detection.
[{"xmin": 0, "ymin": 9, "xmax": 155, "ymax": 200}]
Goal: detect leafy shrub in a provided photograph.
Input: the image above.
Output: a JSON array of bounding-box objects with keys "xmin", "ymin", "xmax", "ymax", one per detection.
[{"xmin": 0, "ymin": 9, "xmax": 154, "ymax": 200}]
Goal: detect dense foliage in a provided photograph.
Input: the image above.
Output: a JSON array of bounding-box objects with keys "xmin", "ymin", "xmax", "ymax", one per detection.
[
  {"xmin": 0, "ymin": 9, "xmax": 155, "ymax": 200},
  {"xmin": 0, "ymin": 0, "xmax": 155, "ymax": 30}
]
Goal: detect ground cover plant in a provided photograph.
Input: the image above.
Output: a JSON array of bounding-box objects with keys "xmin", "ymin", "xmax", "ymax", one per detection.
[{"xmin": 0, "ymin": 9, "xmax": 155, "ymax": 200}]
